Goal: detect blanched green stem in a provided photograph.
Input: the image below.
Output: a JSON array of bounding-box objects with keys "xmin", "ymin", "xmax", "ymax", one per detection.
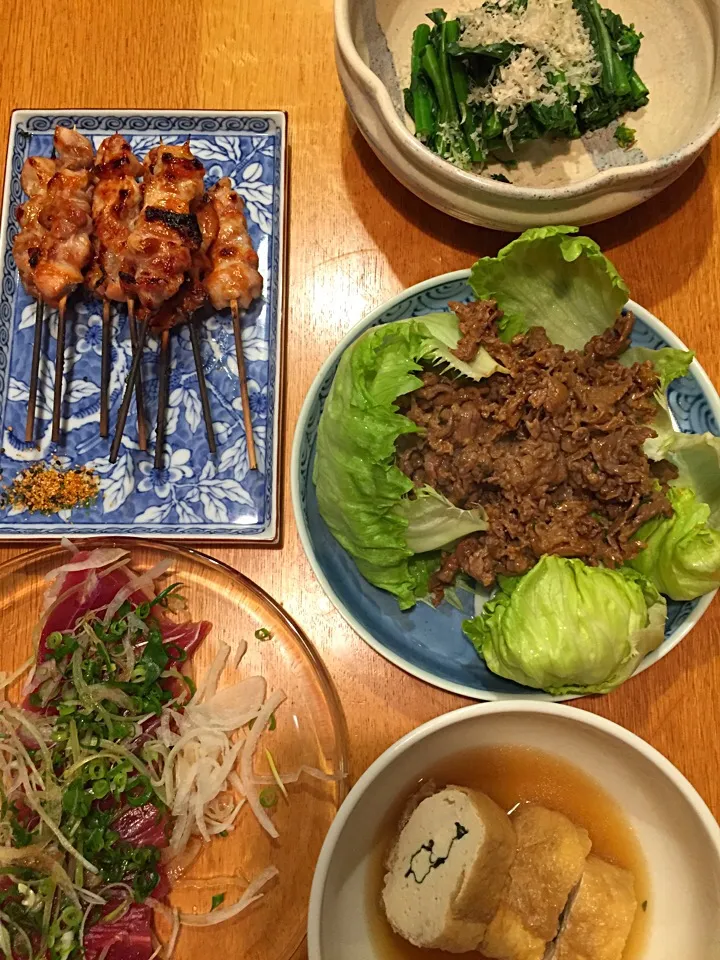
[
  {"xmin": 411, "ymin": 23, "xmax": 430, "ymax": 76},
  {"xmin": 437, "ymin": 19, "xmax": 461, "ymax": 126},
  {"xmin": 421, "ymin": 46, "xmax": 449, "ymax": 123},
  {"xmin": 409, "ymin": 24, "xmax": 435, "ymax": 140},
  {"xmin": 628, "ymin": 70, "xmax": 648, "ymax": 101},
  {"xmin": 445, "ymin": 20, "xmax": 483, "ymax": 162},
  {"xmin": 575, "ymin": 0, "xmax": 629, "ymax": 96}
]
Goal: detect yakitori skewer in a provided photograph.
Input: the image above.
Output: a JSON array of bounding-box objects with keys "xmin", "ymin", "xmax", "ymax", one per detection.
[
  {"xmin": 13, "ymin": 127, "xmax": 95, "ymax": 444},
  {"xmin": 127, "ymin": 300, "xmax": 148, "ymax": 451},
  {"xmin": 109, "ymin": 315, "xmax": 149, "ymax": 464},
  {"xmin": 150, "ymin": 272, "xmax": 217, "ymax": 455},
  {"xmin": 114, "ymin": 142, "xmax": 205, "ymax": 466},
  {"xmin": 204, "ymin": 178, "xmax": 263, "ymax": 471},
  {"xmin": 51, "ymin": 296, "xmax": 68, "ymax": 443},
  {"xmin": 99, "ymin": 300, "xmax": 111, "ymax": 437},
  {"xmin": 25, "ymin": 301, "xmax": 44, "ymax": 443},
  {"xmin": 88, "ymin": 135, "xmax": 145, "ymax": 441},
  {"xmin": 14, "ymin": 155, "xmax": 54, "ymax": 442},
  {"xmin": 154, "ymin": 329, "xmax": 171, "ymax": 470},
  {"xmin": 189, "ymin": 318, "xmax": 216, "ymax": 455},
  {"xmin": 230, "ymin": 298, "xmax": 256, "ymax": 471}
]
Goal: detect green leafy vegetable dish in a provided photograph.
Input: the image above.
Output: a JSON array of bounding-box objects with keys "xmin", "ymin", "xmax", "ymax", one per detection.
[
  {"xmin": 404, "ymin": 2, "xmax": 648, "ymax": 171},
  {"xmin": 313, "ymin": 226, "xmax": 720, "ymax": 696}
]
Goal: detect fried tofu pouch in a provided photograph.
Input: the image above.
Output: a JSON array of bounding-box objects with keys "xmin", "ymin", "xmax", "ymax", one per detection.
[
  {"xmin": 481, "ymin": 805, "xmax": 592, "ymax": 960},
  {"xmin": 549, "ymin": 856, "xmax": 637, "ymax": 960}
]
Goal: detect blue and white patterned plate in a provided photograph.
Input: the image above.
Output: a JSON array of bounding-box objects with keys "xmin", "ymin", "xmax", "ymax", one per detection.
[
  {"xmin": 292, "ymin": 272, "xmax": 720, "ymax": 701},
  {"xmin": 0, "ymin": 110, "xmax": 287, "ymax": 540}
]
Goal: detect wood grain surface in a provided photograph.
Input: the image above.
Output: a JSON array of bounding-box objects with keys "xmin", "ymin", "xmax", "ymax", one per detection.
[{"xmin": 1, "ymin": 0, "xmax": 719, "ymax": 928}]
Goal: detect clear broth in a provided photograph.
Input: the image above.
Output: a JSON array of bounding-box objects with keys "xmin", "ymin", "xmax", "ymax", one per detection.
[{"xmin": 368, "ymin": 745, "xmax": 650, "ymax": 960}]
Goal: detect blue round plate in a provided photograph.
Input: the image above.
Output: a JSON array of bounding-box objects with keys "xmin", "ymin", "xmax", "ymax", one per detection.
[{"xmin": 292, "ymin": 271, "xmax": 720, "ymax": 700}]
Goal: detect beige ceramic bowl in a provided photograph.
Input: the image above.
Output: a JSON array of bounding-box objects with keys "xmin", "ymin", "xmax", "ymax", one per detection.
[
  {"xmin": 336, "ymin": 0, "xmax": 720, "ymax": 228},
  {"xmin": 308, "ymin": 702, "xmax": 720, "ymax": 959}
]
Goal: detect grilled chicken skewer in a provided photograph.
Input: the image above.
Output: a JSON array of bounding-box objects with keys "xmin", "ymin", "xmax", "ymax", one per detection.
[
  {"xmin": 14, "ymin": 155, "xmax": 54, "ymax": 442},
  {"xmin": 205, "ymin": 177, "xmax": 263, "ymax": 470},
  {"xmin": 87, "ymin": 134, "xmax": 146, "ymax": 444},
  {"xmin": 111, "ymin": 143, "xmax": 206, "ymax": 465},
  {"xmin": 13, "ymin": 126, "xmax": 95, "ymax": 443}
]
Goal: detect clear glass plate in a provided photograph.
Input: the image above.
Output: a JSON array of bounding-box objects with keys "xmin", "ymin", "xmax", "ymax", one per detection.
[{"xmin": 0, "ymin": 539, "xmax": 349, "ymax": 960}]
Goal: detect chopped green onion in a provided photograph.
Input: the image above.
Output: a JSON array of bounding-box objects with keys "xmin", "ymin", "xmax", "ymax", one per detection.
[
  {"xmin": 87, "ymin": 759, "xmax": 107, "ymax": 780},
  {"xmin": 91, "ymin": 779, "xmax": 109, "ymax": 800},
  {"xmin": 60, "ymin": 906, "xmax": 82, "ymax": 928},
  {"xmin": 125, "ymin": 774, "xmax": 153, "ymax": 808},
  {"xmin": 258, "ymin": 788, "xmax": 277, "ymax": 808},
  {"xmin": 210, "ymin": 893, "xmax": 225, "ymax": 911},
  {"xmin": 135, "ymin": 601, "xmax": 151, "ymax": 620},
  {"xmin": 45, "ymin": 632, "xmax": 63, "ymax": 651},
  {"xmin": 254, "ymin": 627, "xmax": 272, "ymax": 641},
  {"xmin": 268, "ymin": 713, "xmax": 276, "ymax": 732},
  {"xmin": 109, "ymin": 619, "xmax": 127, "ymax": 638},
  {"xmin": 149, "ymin": 582, "xmax": 183, "ymax": 608}
]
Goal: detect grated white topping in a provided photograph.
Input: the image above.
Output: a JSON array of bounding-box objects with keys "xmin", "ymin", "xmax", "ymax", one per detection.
[{"xmin": 461, "ymin": 0, "xmax": 600, "ymax": 118}]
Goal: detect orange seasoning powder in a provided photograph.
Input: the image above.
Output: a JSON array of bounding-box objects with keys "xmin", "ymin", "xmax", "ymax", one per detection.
[{"xmin": 2, "ymin": 461, "xmax": 100, "ymax": 514}]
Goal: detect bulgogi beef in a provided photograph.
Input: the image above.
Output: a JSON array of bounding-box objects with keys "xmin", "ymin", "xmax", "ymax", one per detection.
[{"xmin": 395, "ymin": 300, "xmax": 676, "ymax": 600}]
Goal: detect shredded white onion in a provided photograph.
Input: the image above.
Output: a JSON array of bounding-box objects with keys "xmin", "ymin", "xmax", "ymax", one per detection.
[
  {"xmin": 239, "ymin": 689, "xmax": 287, "ymax": 839},
  {"xmin": 103, "ymin": 558, "xmax": 173, "ymax": 625},
  {"xmin": 178, "ymin": 867, "xmax": 278, "ymax": 927},
  {"xmin": 185, "ymin": 677, "xmax": 266, "ymax": 731},
  {"xmin": 44, "ymin": 548, "xmax": 128, "ymax": 582},
  {"xmin": 194, "ymin": 643, "xmax": 230, "ymax": 704},
  {"xmin": 251, "ymin": 764, "xmax": 346, "ymax": 786}
]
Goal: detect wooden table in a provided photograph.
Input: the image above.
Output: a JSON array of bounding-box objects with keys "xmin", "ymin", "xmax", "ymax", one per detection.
[{"xmin": 2, "ymin": 0, "xmax": 719, "ymax": 856}]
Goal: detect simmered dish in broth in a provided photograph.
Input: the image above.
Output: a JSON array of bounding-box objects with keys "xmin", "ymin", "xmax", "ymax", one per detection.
[{"xmin": 370, "ymin": 746, "xmax": 649, "ymax": 960}]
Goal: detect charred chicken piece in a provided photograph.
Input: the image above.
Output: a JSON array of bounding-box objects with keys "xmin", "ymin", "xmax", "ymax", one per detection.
[{"xmin": 120, "ymin": 143, "xmax": 205, "ymax": 311}]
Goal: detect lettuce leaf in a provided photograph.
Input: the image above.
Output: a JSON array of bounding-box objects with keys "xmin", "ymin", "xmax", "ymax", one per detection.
[
  {"xmin": 313, "ymin": 315, "xmax": 498, "ymax": 609},
  {"xmin": 469, "ymin": 226, "xmax": 629, "ymax": 347},
  {"xmin": 462, "ymin": 557, "xmax": 666, "ymax": 695},
  {"xmin": 619, "ymin": 346, "xmax": 694, "ymax": 390},
  {"xmin": 629, "ymin": 487, "xmax": 720, "ymax": 600},
  {"xmin": 619, "ymin": 347, "xmax": 694, "ymax": 461},
  {"xmin": 665, "ymin": 432, "xmax": 720, "ymax": 528},
  {"xmin": 396, "ymin": 486, "xmax": 487, "ymax": 553},
  {"xmin": 420, "ymin": 312, "xmax": 509, "ymax": 379}
]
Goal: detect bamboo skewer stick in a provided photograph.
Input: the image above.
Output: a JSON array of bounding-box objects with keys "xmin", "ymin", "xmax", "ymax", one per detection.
[
  {"xmin": 154, "ymin": 329, "xmax": 171, "ymax": 470},
  {"xmin": 25, "ymin": 300, "xmax": 44, "ymax": 443},
  {"xmin": 100, "ymin": 300, "xmax": 112, "ymax": 438},
  {"xmin": 51, "ymin": 295, "xmax": 68, "ymax": 444},
  {"xmin": 189, "ymin": 317, "xmax": 216, "ymax": 455},
  {"xmin": 110, "ymin": 317, "xmax": 149, "ymax": 464},
  {"xmin": 127, "ymin": 300, "xmax": 148, "ymax": 452},
  {"xmin": 230, "ymin": 298, "xmax": 257, "ymax": 471}
]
